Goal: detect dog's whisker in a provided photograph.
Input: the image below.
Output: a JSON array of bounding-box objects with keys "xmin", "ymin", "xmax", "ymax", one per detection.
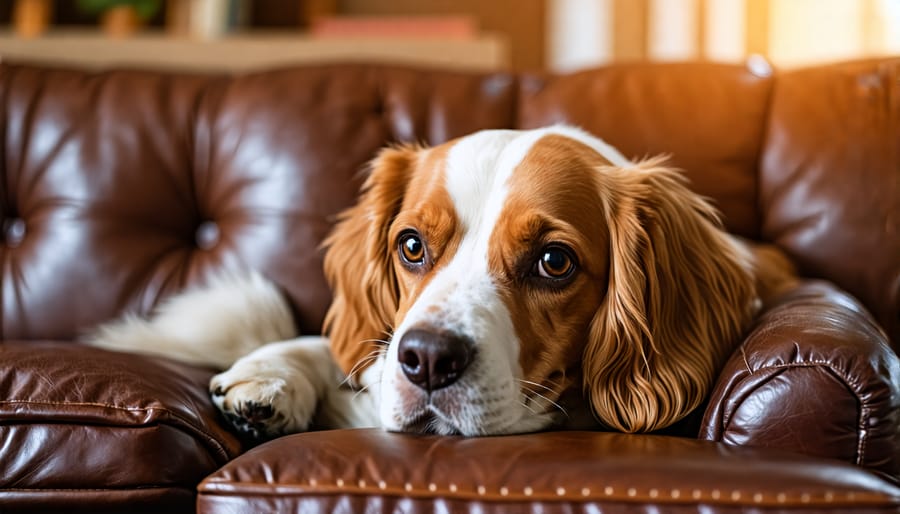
[
  {"xmin": 517, "ymin": 378, "xmax": 558, "ymax": 394},
  {"xmin": 519, "ymin": 399, "xmax": 540, "ymax": 416},
  {"xmin": 519, "ymin": 384, "xmax": 568, "ymax": 418},
  {"xmin": 357, "ymin": 338, "xmax": 390, "ymax": 346},
  {"xmin": 343, "ymin": 354, "xmax": 383, "ymax": 385},
  {"xmin": 341, "ymin": 348, "xmax": 387, "ymax": 387},
  {"xmin": 352, "ymin": 381, "xmax": 374, "ymax": 399}
]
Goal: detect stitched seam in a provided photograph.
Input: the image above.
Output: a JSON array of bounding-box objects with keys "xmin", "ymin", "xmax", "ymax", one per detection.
[
  {"xmin": 196, "ymin": 486, "xmax": 896, "ymax": 506},
  {"xmin": 0, "ymin": 399, "xmax": 230, "ymax": 462},
  {"xmin": 1, "ymin": 399, "xmax": 168, "ymax": 410},
  {"xmin": 723, "ymin": 362, "xmax": 867, "ymax": 465},
  {"xmin": 0, "ymin": 486, "xmax": 191, "ymax": 492}
]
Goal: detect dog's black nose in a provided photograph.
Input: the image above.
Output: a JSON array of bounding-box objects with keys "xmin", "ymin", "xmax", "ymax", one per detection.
[{"xmin": 397, "ymin": 329, "xmax": 474, "ymax": 392}]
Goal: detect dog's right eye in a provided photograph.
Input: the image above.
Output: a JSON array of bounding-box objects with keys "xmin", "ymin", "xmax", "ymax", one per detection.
[{"xmin": 398, "ymin": 232, "xmax": 426, "ymax": 265}]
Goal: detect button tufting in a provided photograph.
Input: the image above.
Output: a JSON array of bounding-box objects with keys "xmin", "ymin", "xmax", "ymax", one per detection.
[
  {"xmin": 4, "ymin": 218, "xmax": 26, "ymax": 248},
  {"xmin": 195, "ymin": 221, "xmax": 220, "ymax": 250}
]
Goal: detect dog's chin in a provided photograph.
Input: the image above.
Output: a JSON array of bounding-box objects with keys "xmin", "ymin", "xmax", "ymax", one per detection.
[
  {"xmin": 397, "ymin": 409, "xmax": 463, "ymax": 436},
  {"xmin": 391, "ymin": 402, "xmax": 557, "ymax": 436},
  {"xmin": 383, "ymin": 375, "xmax": 562, "ymax": 436}
]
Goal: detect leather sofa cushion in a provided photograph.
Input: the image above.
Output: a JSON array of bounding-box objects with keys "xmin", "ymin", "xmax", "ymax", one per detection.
[
  {"xmin": 198, "ymin": 429, "xmax": 900, "ymax": 514},
  {"xmin": 760, "ymin": 58, "xmax": 900, "ymax": 346},
  {"xmin": 0, "ymin": 341, "xmax": 241, "ymax": 513}
]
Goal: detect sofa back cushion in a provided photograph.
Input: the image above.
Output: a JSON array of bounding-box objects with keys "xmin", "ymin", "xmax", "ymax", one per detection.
[
  {"xmin": 760, "ymin": 59, "xmax": 900, "ymax": 345},
  {"xmin": 0, "ymin": 63, "xmax": 516, "ymax": 340}
]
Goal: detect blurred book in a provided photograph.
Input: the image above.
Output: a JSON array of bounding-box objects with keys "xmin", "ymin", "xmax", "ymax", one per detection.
[
  {"xmin": 167, "ymin": 0, "xmax": 248, "ymax": 38},
  {"xmin": 310, "ymin": 15, "xmax": 477, "ymax": 40}
]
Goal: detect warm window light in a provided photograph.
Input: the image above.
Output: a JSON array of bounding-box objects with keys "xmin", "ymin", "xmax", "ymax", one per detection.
[
  {"xmin": 768, "ymin": 0, "xmax": 900, "ymax": 67},
  {"xmin": 548, "ymin": 0, "xmax": 900, "ymax": 71}
]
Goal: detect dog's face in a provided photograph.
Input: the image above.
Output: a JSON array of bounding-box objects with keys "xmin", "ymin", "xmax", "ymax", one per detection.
[
  {"xmin": 324, "ymin": 126, "xmax": 757, "ymax": 436},
  {"xmin": 381, "ymin": 130, "xmax": 618, "ymax": 435}
]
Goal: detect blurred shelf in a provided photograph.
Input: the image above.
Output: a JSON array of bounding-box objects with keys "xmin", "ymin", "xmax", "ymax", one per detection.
[{"xmin": 0, "ymin": 30, "xmax": 509, "ymax": 72}]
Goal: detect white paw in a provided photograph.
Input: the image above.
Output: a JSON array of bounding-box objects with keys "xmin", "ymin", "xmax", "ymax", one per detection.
[{"xmin": 210, "ymin": 361, "xmax": 319, "ymax": 442}]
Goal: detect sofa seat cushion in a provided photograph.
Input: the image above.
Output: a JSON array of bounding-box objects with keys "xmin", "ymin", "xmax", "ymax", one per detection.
[
  {"xmin": 199, "ymin": 429, "xmax": 900, "ymax": 514},
  {"xmin": 0, "ymin": 341, "xmax": 242, "ymax": 513}
]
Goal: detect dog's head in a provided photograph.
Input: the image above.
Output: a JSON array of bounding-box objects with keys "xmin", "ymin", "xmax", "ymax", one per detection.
[{"xmin": 324, "ymin": 126, "xmax": 757, "ymax": 435}]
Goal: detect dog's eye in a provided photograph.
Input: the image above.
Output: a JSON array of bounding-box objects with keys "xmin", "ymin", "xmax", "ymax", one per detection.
[
  {"xmin": 536, "ymin": 245, "xmax": 576, "ymax": 279},
  {"xmin": 399, "ymin": 232, "xmax": 426, "ymax": 265}
]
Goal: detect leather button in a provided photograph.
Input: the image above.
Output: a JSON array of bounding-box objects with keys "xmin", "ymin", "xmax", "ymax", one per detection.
[
  {"xmin": 4, "ymin": 218, "xmax": 26, "ymax": 248},
  {"xmin": 746, "ymin": 54, "xmax": 773, "ymax": 77},
  {"xmin": 195, "ymin": 221, "xmax": 220, "ymax": 250}
]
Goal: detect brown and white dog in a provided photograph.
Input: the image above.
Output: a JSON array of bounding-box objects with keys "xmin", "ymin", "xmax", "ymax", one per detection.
[{"xmin": 89, "ymin": 125, "xmax": 795, "ymax": 440}]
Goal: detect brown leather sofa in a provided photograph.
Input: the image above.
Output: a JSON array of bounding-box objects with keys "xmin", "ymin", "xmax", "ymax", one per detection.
[{"xmin": 0, "ymin": 57, "xmax": 898, "ymax": 514}]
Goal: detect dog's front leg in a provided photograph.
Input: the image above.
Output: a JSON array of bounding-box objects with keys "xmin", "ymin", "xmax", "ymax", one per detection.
[{"xmin": 209, "ymin": 336, "xmax": 380, "ymax": 441}]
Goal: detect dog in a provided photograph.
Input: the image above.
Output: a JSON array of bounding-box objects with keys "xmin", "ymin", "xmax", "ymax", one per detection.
[{"xmin": 88, "ymin": 125, "xmax": 796, "ymax": 440}]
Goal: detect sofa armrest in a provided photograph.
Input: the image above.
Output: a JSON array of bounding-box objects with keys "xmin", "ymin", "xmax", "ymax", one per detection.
[{"xmin": 700, "ymin": 280, "xmax": 900, "ymax": 480}]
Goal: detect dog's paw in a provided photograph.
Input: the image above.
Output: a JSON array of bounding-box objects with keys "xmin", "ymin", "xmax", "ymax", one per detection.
[{"xmin": 210, "ymin": 365, "xmax": 318, "ymax": 443}]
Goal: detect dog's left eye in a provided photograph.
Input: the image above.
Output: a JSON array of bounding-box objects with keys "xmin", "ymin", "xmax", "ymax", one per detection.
[
  {"xmin": 398, "ymin": 232, "xmax": 426, "ymax": 265},
  {"xmin": 535, "ymin": 245, "xmax": 576, "ymax": 280}
]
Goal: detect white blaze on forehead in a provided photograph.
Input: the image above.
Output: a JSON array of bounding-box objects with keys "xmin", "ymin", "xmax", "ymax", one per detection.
[{"xmin": 444, "ymin": 129, "xmax": 525, "ymax": 253}]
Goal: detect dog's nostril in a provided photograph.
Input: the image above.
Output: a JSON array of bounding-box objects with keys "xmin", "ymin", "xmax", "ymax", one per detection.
[
  {"xmin": 400, "ymin": 350, "xmax": 420, "ymax": 368},
  {"xmin": 399, "ymin": 349, "xmax": 423, "ymax": 381},
  {"xmin": 396, "ymin": 328, "xmax": 474, "ymax": 392},
  {"xmin": 435, "ymin": 355, "xmax": 463, "ymax": 375}
]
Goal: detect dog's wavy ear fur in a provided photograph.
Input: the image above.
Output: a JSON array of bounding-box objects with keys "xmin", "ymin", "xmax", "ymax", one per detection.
[
  {"xmin": 584, "ymin": 158, "xmax": 757, "ymax": 433},
  {"xmin": 323, "ymin": 146, "xmax": 418, "ymax": 382}
]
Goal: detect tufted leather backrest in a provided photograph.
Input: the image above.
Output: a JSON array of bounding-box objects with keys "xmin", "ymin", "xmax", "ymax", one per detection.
[
  {"xmin": 0, "ymin": 59, "xmax": 896, "ymax": 346},
  {"xmin": 0, "ymin": 63, "xmax": 516, "ymax": 339}
]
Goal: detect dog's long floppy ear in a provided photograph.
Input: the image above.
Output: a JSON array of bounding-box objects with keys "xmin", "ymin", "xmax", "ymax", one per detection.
[
  {"xmin": 584, "ymin": 157, "xmax": 757, "ymax": 433},
  {"xmin": 323, "ymin": 146, "xmax": 418, "ymax": 382}
]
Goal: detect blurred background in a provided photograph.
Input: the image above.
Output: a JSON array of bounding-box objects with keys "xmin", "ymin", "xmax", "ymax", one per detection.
[{"xmin": 0, "ymin": 0, "xmax": 898, "ymax": 72}]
